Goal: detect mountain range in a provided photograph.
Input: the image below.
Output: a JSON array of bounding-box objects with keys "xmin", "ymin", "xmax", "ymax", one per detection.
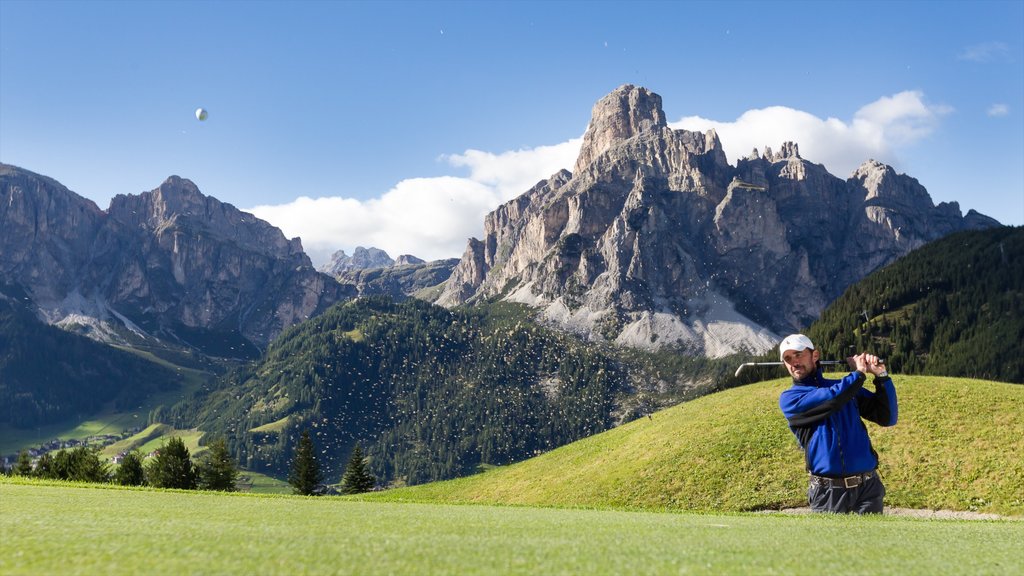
[
  {"xmin": 0, "ymin": 85, "xmax": 999, "ymax": 361},
  {"xmin": 1, "ymin": 84, "xmax": 1013, "ymax": 481},
  {"xmin": 0, "ymin": 164, "xmax": 353, "ymax": 357}
]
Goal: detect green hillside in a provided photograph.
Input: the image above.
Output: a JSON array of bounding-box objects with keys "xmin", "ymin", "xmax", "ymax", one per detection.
[
  {"xmin": 362, "ymin": 375, "xmax": 1024, "ymax": 517},
  {"xmin": 0, "ymin": 293, "xmax": 183, "ymax": 430},
  {"xmin": 172, "ymin": 296, "xmax": 735, "ymax": 484}
]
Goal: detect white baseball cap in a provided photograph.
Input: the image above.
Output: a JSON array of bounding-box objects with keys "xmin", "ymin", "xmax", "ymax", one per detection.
[{"xmin": 779, "ymin": 334, "xmax": 815, "ymax": 361}]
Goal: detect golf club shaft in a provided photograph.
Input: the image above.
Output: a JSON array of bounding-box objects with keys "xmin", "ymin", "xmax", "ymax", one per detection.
[{"xmin": 734, "ymin": 358, "xmax": 886, "ymax": 378}]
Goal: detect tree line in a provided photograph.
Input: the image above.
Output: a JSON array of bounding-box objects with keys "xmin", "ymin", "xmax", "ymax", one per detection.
[
  {"xmin": 6, "ymin": 437, "xmax": 237, "ymax": 490},
  {"xmin": 6, "ymin": 432, "xmax": 376, "ymax": 496}
]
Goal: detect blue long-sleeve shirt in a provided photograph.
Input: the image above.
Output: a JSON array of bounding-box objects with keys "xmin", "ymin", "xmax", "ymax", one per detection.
[{"xmin": 779, "ymin": 370, "xmax": 898, "ymax": 476}]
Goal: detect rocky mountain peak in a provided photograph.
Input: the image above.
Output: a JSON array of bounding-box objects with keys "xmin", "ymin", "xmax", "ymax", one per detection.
[
  {"xmin": 436, "ymin": 86, "xmax": 1001, "ymax": 357},
  {"xmin": 574, "ymin": 84, "xmax": 668, "ymax": 174},
  {"xmin": 0, "ymin": 164, "xmax": 107, "ymax": 304},
  {"xmin": 851, "ymin": 159, "xmax": 932, "ymax": 206},
  {"xmin": 148, "ymin": 176, "xmax": 210, "ymax": 224},
  {"xmin": 0, "ymin": 164, "xmax": 353, "ymax": 353},
  {"xmin": 766, "ymin": 141, "xmax": 801, "ymax": 162},
  {"xmin": 108, "ymin": 176, "xmax": 307, "ymax": 264},
  {"xmin": 320, "ymin": 247, "xmax": 396, "ymax": 275},
  {"xmin": 395, "ymin": 254, "xmax": 426, "ymax": 266}
]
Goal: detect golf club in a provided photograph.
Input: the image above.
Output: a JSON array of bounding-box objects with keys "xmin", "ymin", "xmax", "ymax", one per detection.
[{"xmin": 734, "ymin": 357, "xmax": 886, "ymax": 378}]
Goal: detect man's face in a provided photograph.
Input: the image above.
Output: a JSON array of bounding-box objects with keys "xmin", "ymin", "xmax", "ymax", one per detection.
[{"xmin": 782, "ymin": 347, "xmax": 819, "ymax": 380}]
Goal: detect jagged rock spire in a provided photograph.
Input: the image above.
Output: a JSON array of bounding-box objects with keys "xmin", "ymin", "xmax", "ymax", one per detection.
[{"xmin": 574, "ymin": 84, "xmax": 668, "ymax": 174}]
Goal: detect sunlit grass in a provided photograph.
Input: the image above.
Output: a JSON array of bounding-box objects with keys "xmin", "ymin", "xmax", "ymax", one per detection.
[{"xmin": 2, "ymin": 479, "xmax": 1021, "ymax": 575}]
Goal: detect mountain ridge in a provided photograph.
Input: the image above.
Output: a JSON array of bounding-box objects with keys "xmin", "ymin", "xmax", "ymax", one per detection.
[
  {"xmin": 0, "ymin": 163, "xmax": 354, "ymax": 355},
  {"xmin": 435, "ymin": 84, "xmax": 1000, "ymax": 357}
]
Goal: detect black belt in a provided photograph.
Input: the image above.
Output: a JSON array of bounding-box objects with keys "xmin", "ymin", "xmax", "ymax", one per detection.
[{"xmin": 809, "ymin": 469, "xmax": 876, "ymax": 489}]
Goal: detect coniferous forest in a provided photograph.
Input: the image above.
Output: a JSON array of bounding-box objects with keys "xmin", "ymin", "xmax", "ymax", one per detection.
[
  {"xmin": 809, "ymin": 226, "xmax": 1023, "ymax": 383},
  {"xmin": 0, "ymin": 292, "xmax": 182, "ymax": 428},
  {"xmin": 168, "ymin": 296, "xmax": 732, "ymax": 486}
]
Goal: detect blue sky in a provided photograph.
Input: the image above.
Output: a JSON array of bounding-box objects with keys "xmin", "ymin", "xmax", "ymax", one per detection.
[{"xmin": 2, "ymin": 0, "xmax": 1021, "ymax": 265}]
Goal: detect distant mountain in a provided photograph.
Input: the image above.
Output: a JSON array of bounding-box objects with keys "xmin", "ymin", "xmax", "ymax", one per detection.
[
  {"xmin": 319, "ymin": 247, "xmax": 397, "ymax": 274},
  {"xmin": 436, "ymin": 85, "xmax": 1000, "ymax": 357},
  {"xmin": 808, "ymin": 226, "xmax": 1024, "ymax": 384},
  {"xmin": 0, "ymin": 164, "xmax": 355, "ymax": 357},
  {"xmin": 319, "ymin": 247, "xmax": 457, "ymax": 301},
  {"xmin": 333, "ymin": 258, "xmax": 459, "ymax": 301},
  {"xmin": 0, "ymin": 289, "xmax": 181, "ymax": 428}
]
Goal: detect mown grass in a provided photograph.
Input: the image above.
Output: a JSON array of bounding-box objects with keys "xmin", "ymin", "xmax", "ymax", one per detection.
[
  {"xmin": 2, "ymin": 479, "xmax": 1021, "ymax": 576},
  {"xmin": 362, "ymin": 375, "xmax": 1024, "ymax": 516}
]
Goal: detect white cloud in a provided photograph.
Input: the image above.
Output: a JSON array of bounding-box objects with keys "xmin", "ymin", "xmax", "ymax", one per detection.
[
  {"xmin": 987, "ymin": 103, "xmax": 1010, "ymax": 117},
  {"xmin": 245, "ymin": 140, "xmax": 581, "ymax": 267},
  {"xmin": 443, "ymin": 139, "xmax": 581, "ymax": 202},
  {"xmin": 957, "ymin": 41, "xmax": 1010, "ymax": 62},
  {"xmin": 672, "ymin": 90, "xmax": 951, "ymax": 177}
]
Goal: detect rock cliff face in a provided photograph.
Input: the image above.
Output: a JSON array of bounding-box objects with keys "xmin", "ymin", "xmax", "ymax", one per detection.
[
  {"xmin": 0, "ymin": 164, "xmax": 354, "ymax": 353},
  {"xmin": 436, "ymin": 85, "xmax": 1000, "ymax": 357},
  {"xmin": 334, "ymin": 258, "xmax": 459, "ymax": 301}
]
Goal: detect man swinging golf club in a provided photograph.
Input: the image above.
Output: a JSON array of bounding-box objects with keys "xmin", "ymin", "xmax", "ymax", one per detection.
[{"xmin": 778, "ymin": 334, "xmax": 898, "ymax": 514}]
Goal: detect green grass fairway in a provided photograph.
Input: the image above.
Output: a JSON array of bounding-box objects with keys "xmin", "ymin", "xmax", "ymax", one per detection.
[{"xmin": 1, "ymin": 481, "xmax": 1021, "ymax": 575}]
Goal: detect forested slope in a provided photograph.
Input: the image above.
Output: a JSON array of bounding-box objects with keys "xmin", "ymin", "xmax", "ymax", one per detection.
[
  {"xmin": 810, "ymin": 226, "xmax": 1023, "ymax": 383},
  {"xmin": 173, "ymin": 298, "xmax": 644, "ymax": 484},
  {"xmin": 0, "ymin": 292, "xmax": 181, "ymax": 428}
]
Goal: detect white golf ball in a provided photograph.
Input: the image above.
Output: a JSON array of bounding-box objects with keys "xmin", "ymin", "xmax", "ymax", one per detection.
[{"xmin": 195, "ymin": 108, "xmax": 208, "ymax": 121}]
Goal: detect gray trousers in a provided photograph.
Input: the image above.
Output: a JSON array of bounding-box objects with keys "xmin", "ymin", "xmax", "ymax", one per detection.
[{"xmin": 807, "ymin": 474, "xmax": 885, "ymax": 514}]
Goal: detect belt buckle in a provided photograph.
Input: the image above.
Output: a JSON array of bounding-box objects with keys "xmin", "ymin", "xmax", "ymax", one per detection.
[{"xmin": 843, "ymin": 475, "xmax": 861, "ymax": 489}]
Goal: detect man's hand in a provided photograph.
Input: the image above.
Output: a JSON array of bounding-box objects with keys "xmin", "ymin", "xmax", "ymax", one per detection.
[{"xmin": 852, "ymin": 352, "xmax": 886, "ymax": 376}]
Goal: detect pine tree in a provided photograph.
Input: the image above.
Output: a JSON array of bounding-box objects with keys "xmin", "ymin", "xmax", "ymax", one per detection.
[
  {"xmin": 66, "ymin": 446, "xmax": 110, "ymax": 483},
  {"xmin": 340, "ymin": 444, "xmax": 375, "ymax": 494},
  {"xmin": 146, "ymin": 436, "xmax": 198, "ymax": 489},
  {"xmin": 13, "ymin": 450, "xmax": 33, "ymax": 476},
  {"xmin": 197, "ymin": 438, "xmax": 238, "ymax": 491},
  {"xmin": 288, "ymin": 430, "xmax": 322, "ymax": 495},
  {"xmin": 114, "ymin": 450, "xmax": 146, "ymax": 486},
  {"xmin": 33, "ymin": 452, "xmax": 55, "ymax": 478}
]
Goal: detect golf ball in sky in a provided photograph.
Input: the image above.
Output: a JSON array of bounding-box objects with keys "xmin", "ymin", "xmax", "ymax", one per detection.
[{"xmin": 195, "ymin": 108, "xmax": 208, "ymax": 121}]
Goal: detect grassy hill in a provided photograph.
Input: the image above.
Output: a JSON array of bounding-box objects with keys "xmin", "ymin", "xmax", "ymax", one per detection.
[{"xmin": 362, "ymin": 374, "xmax": 1024, "ymax": 517}]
